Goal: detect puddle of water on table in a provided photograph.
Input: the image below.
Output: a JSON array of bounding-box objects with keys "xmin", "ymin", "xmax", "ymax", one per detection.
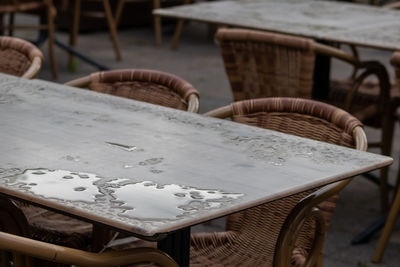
[{"xmin": 3, "ymin": 168, "xmax": 244, "ymax": 221}]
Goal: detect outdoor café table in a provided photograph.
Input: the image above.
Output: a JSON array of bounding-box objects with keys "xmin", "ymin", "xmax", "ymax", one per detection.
[
  {"xmin": 154, "ymin": 0, "xmax": 400, "ymax": 99},
  {"xmin": 0, "ymin": 73, "xmax": 392, "ymax": 266}
]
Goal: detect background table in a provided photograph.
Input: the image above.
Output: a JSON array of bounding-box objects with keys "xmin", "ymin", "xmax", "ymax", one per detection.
[
  {"xmin": 154, "ymin": 0, "xmax": 400, "ymax": 99},
  {"xmin": 154, "ymin": 0, "xmax": 400, "ymax": 51},
  {"xmin": 0, "ymin": 74, "xmax": 392, "ymax": 266}
]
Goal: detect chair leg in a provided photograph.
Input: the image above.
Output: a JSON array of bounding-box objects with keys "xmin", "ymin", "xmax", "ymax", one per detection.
[
  {"xmin": 8, "ymin": 13, "xmax": 14, "ymax": 36},
  {"xmin": 47, "ymin": 4, "xmax": 58, "ymax": 79},
  {"xmin": 379, "ymin": 109, "xmax": 396, "ymax": 213},
  {"xmin": 102, "ymin": 0, "xmax": 122, "ymax": 60},
  {"xmin": 69, "ymin": 0, "xmax": 81, "ymax": 69},
  {"xmin": 115, "ymin": 0, "xmax": 126, "ymax": 27},
  {"xmin": 372, "ymin": 186, "xmax": 400, "ymax": 263},
  {"xmin": 170, "ymin": 19, "xmax": 184, "ymax": 50},
  {"xmin": 0, "ymin": 15, "xmax": 3, "ymax": 35},
  {"xmin": 169, "ymin": 0, "xmax": 191, "ymax": 50},
  {"xmin": 153, "ymin": 0, "xmax": 162, "ymax": 46},
  {"xmin": 91, "ymin": 224, "xmax": 115, "ymax": 252}
]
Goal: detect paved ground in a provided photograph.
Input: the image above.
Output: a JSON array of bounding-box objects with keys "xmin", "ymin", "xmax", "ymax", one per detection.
[{"xmin": 12, "ymin": 14, "xmax": 400, "ymax": 266}]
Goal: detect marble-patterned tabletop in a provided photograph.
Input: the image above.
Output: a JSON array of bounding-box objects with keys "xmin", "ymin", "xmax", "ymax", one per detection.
[
  {"xmin": 0, "ymin": 74, "xmax": 392, "ymax": 238},
  {"xmin": 154, "ymin": 0, "xmax": 400, "ymax": 51}
]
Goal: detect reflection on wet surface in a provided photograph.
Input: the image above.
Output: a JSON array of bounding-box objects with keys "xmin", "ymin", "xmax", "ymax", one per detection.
[
  {"xmin": 4, "ymin": 169, "xmax": 102, "ymax": 203},
  {"xmin": 1, "ymin": 168, "xmax": 244, "ymax": 221},
  {"xmin": 109, "ymin": 181, "xmax": 244, "ymax": 220}
]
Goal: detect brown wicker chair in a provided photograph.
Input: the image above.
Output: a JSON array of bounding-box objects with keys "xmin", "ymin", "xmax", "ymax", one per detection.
[
  {"xmin": 0, "ymin": 0, "xmax": 57, "ymax": 78},
  {"xmin": 215, "ymin": 28, "xmax": 395, "ymax": 212},
  {"xmin": 65, "ymin": 69, "xmax": 200, "ymax": 113},
  {"xmin": 0, "ymin": 230, "xmax": 178, "ymax": 267},
  {"xmin": 193, "ymin": 97, "xmax": 367, "ymax": 267},
  {"xmin": 0, "ymin": 36, "xmax": 43, "ymax": 79}
]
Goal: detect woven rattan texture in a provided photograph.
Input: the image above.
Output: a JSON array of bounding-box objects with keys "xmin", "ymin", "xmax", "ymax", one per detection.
[
  {"xmin": 90, "ymin": 69, "xmax": 199, "ymax": 102},
  {"xmin": 0, "ymin": 49, "xmax": 31, "ymax": 77},
  {"xmin": 231, "ymin": 98, "xmax": 361, "ymax": 147},
  {"xmin": 17, "ymin": 204, "xmax": 91, "ymax": 249},
  {"xmin": 89, "ymin": 81, "xmax": 189, "ymax": 111},
  {"xmin": 215, "ymin": 29, "xmax": 315, "ymax": 101},
  {"xmin": 191, "ymin": 189, "xmax": 316, "ymax": 267},
  {"xmin": 0, "ymin": 37, "xmax": 42, "ymax": 77},
  {"xmin": 190, "ymin": 98, "xmax": 361, "ymax": 266}
]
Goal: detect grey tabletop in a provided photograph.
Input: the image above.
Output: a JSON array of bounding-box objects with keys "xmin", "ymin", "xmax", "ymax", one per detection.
[
  {"xmin": 154, "ymin": 0, "xmax": 400, "ymax": 51},
  {"xmin": 0, "ymin": 74, "xmax": 392, "ymax": 238}
]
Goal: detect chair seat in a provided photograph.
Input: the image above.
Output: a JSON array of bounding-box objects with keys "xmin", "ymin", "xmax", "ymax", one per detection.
[{"xmin": 19, "ymin": 204, "xmax": 92, "ymax": 249}]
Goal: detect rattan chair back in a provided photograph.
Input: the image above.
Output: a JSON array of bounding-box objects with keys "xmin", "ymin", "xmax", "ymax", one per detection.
[
  {"xmin": 65, "ymin": 69, "xmax": 200, "ymax": 113},
  {"xmin": 193, "ymin": 97, "xmax": 366, "ymax": 266},
  {"xmin": 215, "ymin": 28, "xmax": 316, "ymax": 100},
  {"xmin": 0, "ymin": 36, "xmax": 43, "ymax": 79},
  {"xmin": 0, "ymin": 0, "xmax": 57, "ymax": 78}
]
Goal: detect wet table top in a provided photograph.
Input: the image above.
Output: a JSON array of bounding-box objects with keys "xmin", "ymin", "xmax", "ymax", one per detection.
[
  {"xmin": 0, "ymin": 74, "xmax": 392, "ymax": 239},
  {"xmin": 154, "ymin": 0, "xmax": 400, "ymax": 51}
]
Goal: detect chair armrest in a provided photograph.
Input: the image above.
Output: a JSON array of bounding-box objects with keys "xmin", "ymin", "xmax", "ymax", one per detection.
[
  {"xmin": 0, "ymin": 231, "xmax": 178, "ymax": 267},
  {"xmin": 384, "ymin": 1, "xmax": 400, "ymax": 9},
  {"xmin": 274, "ymin": 179, "xmax": 353, "ymax": 267},
  {"xmin": 64, "ymin": 75, "xmax": 92, "ymax": 87},
  {"xmin": 22, "ymin": 56, "xmax": 43, "ymax": 79},
  {"xmin": 187, "ymin": 93, "xmax": 200, "ymax": 113},
  {"xmin": 343, "ymin": 61, "xmax": 391, "ymax": 115},
  {"xmin": 203, "ymin": 104, "xmax": 232, "ymax": 118}
]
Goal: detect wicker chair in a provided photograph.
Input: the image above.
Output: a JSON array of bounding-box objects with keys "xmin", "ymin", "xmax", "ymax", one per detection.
[
  {"xmin": 0, "ymin": 0, "xmax": 57, "ymax": 78},
  {"xmin": 191, "ymin": 97, "xmax": 367, "ymax": 266},
  {"xmin": 215, "ymin": 28, "xmax": 395, "ymax": 212},
  {"xmin": 0, "ymin": 230, "xmax": 178, "ymax": 267},
  {"xmin": 65, "ymin": 69, "xmax": 200, "ymax": 113},
  {"xmin": 0, "ymin": 36, "xmax": 43, "ymax": 79}
]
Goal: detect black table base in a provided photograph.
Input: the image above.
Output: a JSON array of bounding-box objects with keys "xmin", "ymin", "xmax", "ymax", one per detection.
[{"xmin": 158, "ymin": 227, "xmax": 190, "ymax": 267}]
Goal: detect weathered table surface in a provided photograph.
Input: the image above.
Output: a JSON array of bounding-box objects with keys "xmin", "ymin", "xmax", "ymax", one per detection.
[
  {"xmin": 0, "ymin": 74, "xmax": 392, "ymax": 239},
  {"xmin": 154, "ymin": 0, "xmax": 400, "ymax": 51}
]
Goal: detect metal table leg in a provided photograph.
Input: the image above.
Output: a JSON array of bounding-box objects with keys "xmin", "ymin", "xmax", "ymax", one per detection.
[
  {"xmin": 158, "ymin": 227, "xmax": 190, "ymax": 267},
  {"xmin": 312, "ymin": 42, "xmax": 331, "ymax": 100}
]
